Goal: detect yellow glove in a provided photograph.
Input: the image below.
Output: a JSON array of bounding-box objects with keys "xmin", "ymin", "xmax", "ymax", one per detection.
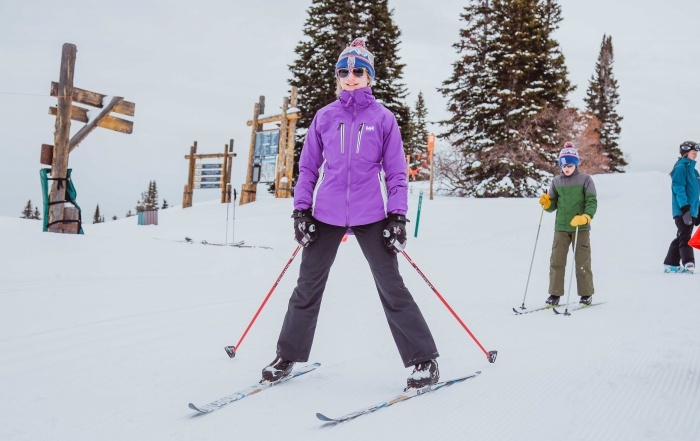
[
  {"xmin": 570, "ymin": 214, "xmax": 592, "ymax": 227},
  {"xmin": 539, "ymin": 194, "xmax": 551, "ymax": 209}
]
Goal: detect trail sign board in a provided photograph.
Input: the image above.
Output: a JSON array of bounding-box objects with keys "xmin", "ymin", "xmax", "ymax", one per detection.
[
  {"xmin": 196, "ymin": 163, "xmax": 222, "ymax": 169},
  {"xmin": 195, "ymin": 169, "xmax": 222, "ymax": 176},
  {"xmin": 254, "ymin": 130, "xmax": 280, "ymax": 157}
]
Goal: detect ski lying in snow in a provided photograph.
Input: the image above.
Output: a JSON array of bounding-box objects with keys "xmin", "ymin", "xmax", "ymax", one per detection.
[
  {"xmin": 512, "ymin": 303, "xmax": 574, "ymax": 315},
  {"xmin": 200, "ymin": 239, "xmax": 245, "ymax": 247},
  {"xmin": 316, "ymin": 371, "xmax": 481, "ymax": 425},
  {"xmin": 552, "ymin": 302, "xmax": 606, "ymax": 315},
  {"xmin": 188, "ymin": 362, "xmax": 320, "ymax": 414},
  {"xmin": 173, "ymin": 237, "xmax": 273, "ymax": 250}
]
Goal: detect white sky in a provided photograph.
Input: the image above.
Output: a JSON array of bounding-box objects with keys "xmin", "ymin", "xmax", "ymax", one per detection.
[{"xmin": 1, "ymin": 0, "xmax": 698, "ymax": 218}]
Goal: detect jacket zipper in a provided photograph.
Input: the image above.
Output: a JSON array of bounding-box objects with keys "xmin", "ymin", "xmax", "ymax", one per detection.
[
  {"xmin": 345, "ymin": 109, "xmax": 357, "ymax": 226},
  {"xmin": 355, "ymin": 123, "xmax": 364, "ymax": 153},
  {"xmin": 339, "ymin": 123, "xmax": 345, "ymax": 154}
]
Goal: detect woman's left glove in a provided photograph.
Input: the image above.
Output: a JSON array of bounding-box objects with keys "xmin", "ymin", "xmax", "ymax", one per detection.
[
  {"xmin": 292, "ymin": 209, "xmax": 318, "ymax": 247},
  {"xmin": 383, "ymin": 213, "xmax": 408, "ymax": 253}
]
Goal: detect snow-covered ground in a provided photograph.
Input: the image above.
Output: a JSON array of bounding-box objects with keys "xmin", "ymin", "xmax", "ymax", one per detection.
[{"xmin": 2, "ymin": 171, "xmax": 699, "ymax": 441}]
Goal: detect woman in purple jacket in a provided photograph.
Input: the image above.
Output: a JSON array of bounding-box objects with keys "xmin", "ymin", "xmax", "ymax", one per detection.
[{"xmin": 261, "ymin": 38, "xmax": 439, "ymax": 389}]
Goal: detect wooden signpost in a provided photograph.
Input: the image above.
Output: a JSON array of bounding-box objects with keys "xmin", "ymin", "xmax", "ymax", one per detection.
[
  {"xmin": 42, "ymin": 43, "xmax": 135, "ymax": 233},
  {"xmin": 182, "ymin": 139, "xmax": 236, "ymax": 208},
  {"xmin": 240, "ymin": 88, "xmax": 300, "ymax": 205}
]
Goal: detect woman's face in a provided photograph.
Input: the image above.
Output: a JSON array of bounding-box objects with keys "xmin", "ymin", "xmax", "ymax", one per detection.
[
  {"xmin": 337, "ymin": 67, "xmax": 370, "ymax": 91},
  {"xmin": 688, "ymin": 150, "xmax": 698, "ymax": 161}
]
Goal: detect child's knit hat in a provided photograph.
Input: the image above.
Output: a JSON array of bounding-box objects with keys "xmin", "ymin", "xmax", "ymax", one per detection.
[
  {"xmin": 558, "ymin": 141, "xmax": 580, "ymax": 167},
  {"xmin": 336, "ymin": 37, "xmax": 375, "ymax": 79}
]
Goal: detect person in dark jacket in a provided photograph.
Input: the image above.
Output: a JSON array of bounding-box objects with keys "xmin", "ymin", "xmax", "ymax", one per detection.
[
  {"xmin": 539, "ymin": 142, "xmax": 598, "ymax": 306},
  {"xmin": 663, "ymin": 141, "xmax": 700, "ymax": 273},
  {"xmin": 261, "ymin": 38, "xmax": 439, "ymax": 389}
]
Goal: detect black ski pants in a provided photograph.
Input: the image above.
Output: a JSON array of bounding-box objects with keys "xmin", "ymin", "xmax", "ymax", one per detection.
[
  {"xmin": 275, "ymin": 219, "xmax": 439, "ymax": 368},
  {"xmin": 664, "ymin": 216, "xmax": 695, "ymax": 267}
]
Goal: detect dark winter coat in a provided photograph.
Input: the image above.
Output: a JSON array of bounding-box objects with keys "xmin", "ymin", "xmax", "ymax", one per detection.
[
  {"xmin": 545, "ymin": 168, "xmax": 598, "ymax": 232},
  {"xmin": 670, "ymin": 157, "xmax": 700, "ymax": 218},
  {"xmin": 293, "ymin": 87, "xmax": 408, "ymax": 227}
]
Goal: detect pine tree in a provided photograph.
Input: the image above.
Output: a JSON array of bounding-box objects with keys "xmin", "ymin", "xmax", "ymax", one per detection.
[
  {"xmin": 126, "ymin": 210, "xmax": 133, "ymax": 218},
  {"xmin": 136, "ymin": 180, "xmax": 159, "ymax": 212},
  {"xmin": 93, "ymin": 204, "xmax": 102, "ymax": 224},
  {"xmin": 161, "ymin": 199, "xmax": 169, "ymax": 209},
  {"xmin": 584, "ymin": 34, "xmax": 625, "ymax": 172},
  {"xmin": 407, "ymin": 92, "xmax": 430, "ymax": 179},
  {"xmin": 440, "ymin": 0, "xmax": 574, "ymax": 197},
  {"xmin": 33, "ymin": 207, "xmax": 41, "ymax": 220},
  {"xmin": 288, "ymin": 0, "xmax": 412, "ymax": 181},
  {"xmin": 21, "ymin": 200, "xmax": 34, "ymax": 219},
  {"xmin": 112, "ymin": 215, "xmax": 118, "ymax": 221}
]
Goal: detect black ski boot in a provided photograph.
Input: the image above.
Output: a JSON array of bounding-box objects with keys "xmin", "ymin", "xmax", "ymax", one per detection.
[
  {"xmin": 261, "ymin": 356, "xmax": 295, "ymax": 382},
  {"xmin": 406, "ymin": 359, "xmax": 439, "ymax": 389},
  {"xmin": 579, "ymin": 295, "xmax": 592, "ymax": 305},
  {"xmin": 546, "ymin": 295, "xmax": 560, "ymax": 306}
]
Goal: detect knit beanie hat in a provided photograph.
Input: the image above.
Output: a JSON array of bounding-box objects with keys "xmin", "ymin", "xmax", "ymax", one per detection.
[
  {"xmin": 558, "ymin": 142, "xmax": 580, "ymax": 167},
  {"xmin": 336, "ymin": 37, "xmax": 375, "ymax": 79}
]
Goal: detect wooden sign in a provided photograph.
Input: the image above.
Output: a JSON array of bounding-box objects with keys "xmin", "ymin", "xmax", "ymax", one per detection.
[
  {"xmin": 50, "ymin": 82, "xmax": 135, "ymax": 116},
  {"xmin": 48, "ymin": 106, "xmax": 133, "ymax": 134}
]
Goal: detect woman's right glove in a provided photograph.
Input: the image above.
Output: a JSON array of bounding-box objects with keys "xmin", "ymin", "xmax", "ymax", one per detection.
[
  {"xmin": 681, "ymin": 205, "xmax": 693, "ymax": 226},
  {"xmin": 292, "ymin": 209, "xmax": 317, "ymax": 247},
  {"xmin": 383, "ymin": 213, "xmax": 408, "ymax": 254},
  {"xmin": 539, "ymin": 194, "xmax": 551, "ymax": 209}
]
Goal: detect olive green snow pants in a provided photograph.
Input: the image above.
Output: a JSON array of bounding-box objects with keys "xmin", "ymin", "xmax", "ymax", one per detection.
[{"xmin": 549, "ymin": 230, "xmax": 594, "ymax": 297}]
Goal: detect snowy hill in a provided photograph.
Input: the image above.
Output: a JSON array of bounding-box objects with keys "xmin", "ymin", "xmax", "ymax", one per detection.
[{"xmin": 1, "ymin": 171, "xmax": 699, "ymax": 441}]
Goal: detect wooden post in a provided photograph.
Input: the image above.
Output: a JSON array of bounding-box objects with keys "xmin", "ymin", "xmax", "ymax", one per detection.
[
  {"xmin": 220, "ymin": 142, "xmax": 229, "ymax": 203},
  {"xmin": 48, "ymin": 43, "xmax": 77, "ymax": 233},
  {"xmin": 240, "ymin": 96, "xmax": 264, "ymax": 206},
  {"xmin": 274, "ymin": 96, "xmax": 290, "ymax": 198},
  {"xmin": 428, "ymin": 134, "xmax": 435, "ymax": 201},
  {"xmin": 69, "ymin": 96, "xmax": 124, "ymax": 151},
  {"xmin": 183, "ymin": 142, "xmax": 197, "ymax": 208},
  {"xmin": 280, "ymin": 87, "xmax": 298, "ymax": 198}
]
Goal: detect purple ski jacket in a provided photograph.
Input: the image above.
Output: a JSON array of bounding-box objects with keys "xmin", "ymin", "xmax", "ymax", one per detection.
[{"xmin": 294, "ymin": 87, "xmax": 408, "ymax": 227}]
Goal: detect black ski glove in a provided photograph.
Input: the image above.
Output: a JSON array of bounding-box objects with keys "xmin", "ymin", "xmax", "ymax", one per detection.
[
  {"xmin": 383, "ymin": 213, "xmax": 409, "ymax": 254},
  {"xmin": 292, "ymin": 209, "xmax": 317, "ymax": 247},
  {"xmin": 681, "ymin": 205, "xmax": 693, "ymax": 226}
]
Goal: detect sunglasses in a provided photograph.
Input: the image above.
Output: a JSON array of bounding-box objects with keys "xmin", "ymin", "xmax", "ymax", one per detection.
[
  {"xmin": 562, "ymin": 164, "xmax": 576, "ymax": 169},
  {"xmin": 337, "ymin": 68, "xmax": 366, "ymax": 79}
]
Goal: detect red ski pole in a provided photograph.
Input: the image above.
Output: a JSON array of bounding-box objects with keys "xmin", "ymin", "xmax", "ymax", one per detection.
[
  {"xmin": 224, "ymin": 245, "xmax": 302, "ymax": 358},
  {"xmin": 401, "ymin": 251, "xmax": 497, "ymax": 363}
]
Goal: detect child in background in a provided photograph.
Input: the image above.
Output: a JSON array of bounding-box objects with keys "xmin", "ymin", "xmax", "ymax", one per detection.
[{"xmin": 539, "ymin": 142, "xmax": 598, "ymax": 306}]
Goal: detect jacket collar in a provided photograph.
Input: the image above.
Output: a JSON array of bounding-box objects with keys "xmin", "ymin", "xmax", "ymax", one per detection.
[{"xmin": 339, "ymin": 87, "xmax": 375, "ymax": 110}]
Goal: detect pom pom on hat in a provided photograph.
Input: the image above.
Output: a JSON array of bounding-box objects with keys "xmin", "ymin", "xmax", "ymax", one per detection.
[
  {"xmin": 558, "ymin": 142, "xmax": 580, "ymax": 167},
  {"xmin": 336, "ymin": 37, "xmax": 375, "ymax": 79}
]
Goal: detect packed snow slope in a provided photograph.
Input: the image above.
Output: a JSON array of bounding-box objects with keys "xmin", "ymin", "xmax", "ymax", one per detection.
[{"xmin": 1, "ymin": 171, "xmax": 699, "ymax": 441}]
